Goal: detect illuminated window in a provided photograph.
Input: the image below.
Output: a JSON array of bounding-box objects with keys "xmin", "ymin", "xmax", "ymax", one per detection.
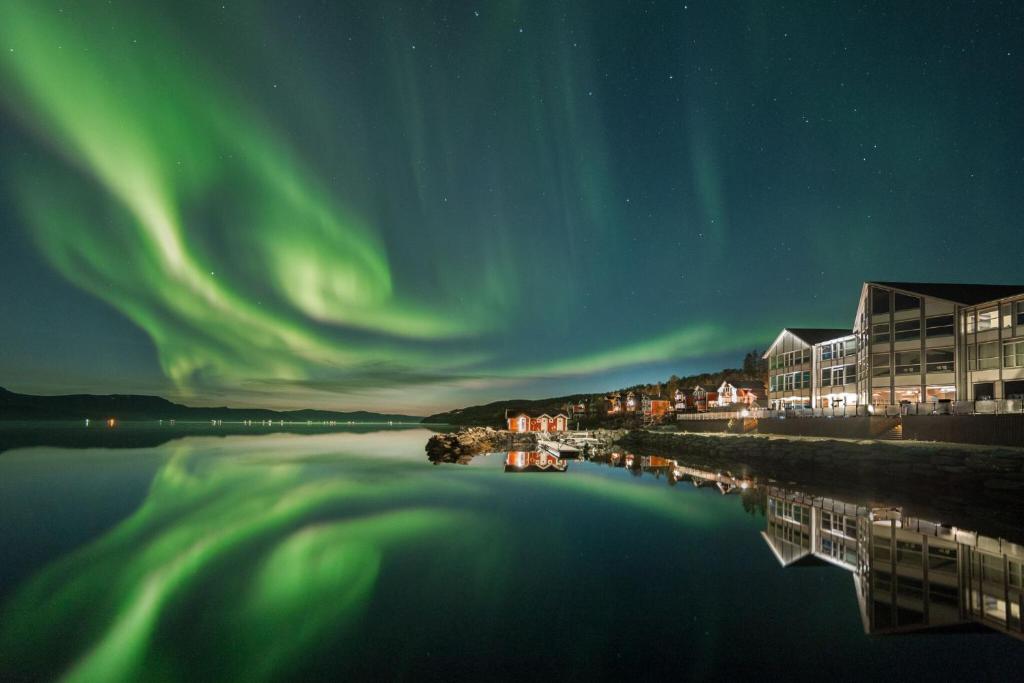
[
  {"xmin": 966, "ymin": 312, "xmax": 976, "ymax": 333},
  {"xmin": 1004, "ymin": 341, "xmax": 1024, "ymax": 369},
  {"xmin": 977, "ymin": 308, "xmax": 998, "ymax": 331},
  {"xmin": 977, "ymin": 341, "xmax": 999, "ymax": 370},
  {"xmin": 926, "ymin": 385, "xmax": 955, "ymax": 401}
]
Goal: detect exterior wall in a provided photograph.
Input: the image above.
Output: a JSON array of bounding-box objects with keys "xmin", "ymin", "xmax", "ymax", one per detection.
[
  {"xmin": 507, "ymin": 414, "xmax": 568, "ymax": 433},
  {"xmin": 766, "ymin": 331, "xmax": 813, "ymax": 408},
  {"xmin": 854, "ymin": 284, "xmax": 960, "ymax": 406},
  {"xmin": 961, "ymin": 294, "xmax": 1024, "ymax": 400}
]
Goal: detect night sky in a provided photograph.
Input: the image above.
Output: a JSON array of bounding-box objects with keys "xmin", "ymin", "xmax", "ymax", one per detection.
[{"xmin": 1, "ymin": 1, "xmax": 1022, "ymax": 414}]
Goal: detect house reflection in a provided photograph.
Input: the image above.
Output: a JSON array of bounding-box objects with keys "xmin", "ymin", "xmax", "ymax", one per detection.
[
  {"xmin": 763, "ymin": 487, "xmax": 1024, "ymax": 640},
  {"xmin": 504, "ymin": 451, "xmax": 568, "ymax": 473},
  {"xmin": 589, "ymin": 452, "xmax": 755, "ymax": 493}
]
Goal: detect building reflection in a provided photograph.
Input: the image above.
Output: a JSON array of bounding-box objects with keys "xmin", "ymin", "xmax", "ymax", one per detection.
[
  {"xmin": 504, "ymin": 451, "xmax": 568, "ymax": 472},
  {"xmin": 763, "ymin": 487, "xmax": 1024, "ymax": 640}
]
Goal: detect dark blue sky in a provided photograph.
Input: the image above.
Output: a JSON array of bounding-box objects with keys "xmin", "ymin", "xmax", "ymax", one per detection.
[{"xmin": 1, "ymin": 1, "xmax": 1021, "ymax": 413}]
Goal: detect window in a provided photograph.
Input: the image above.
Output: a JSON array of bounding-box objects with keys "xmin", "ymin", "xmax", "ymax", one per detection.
[
  {"xmin": 821, "ymin": 368, "xmax": 832, "ymax": 387},
  {"xmin": 821, "ymin": 344, "xmax": 833, "ymax": 361},
  {"xmin": 895, "ymin": 351, "xmax": 920, "ymax": 375},
  {"xmin": 871, "ymin": 287, "xmax": 890, "ymax": 315},
  {"xmin": 1002, "ymin": 303, "xmax": 1013, "ymax": 329},
  {"xmin": 845, "ymin": 364, "xmax": 857, "ymax": 384},
  {"xmin": 977, "ymin": 341, "xmax": 999, "ymax": 370},
  {"xmin": 872, "ymin": 323, "xmax": 890, "ymax": 344},
  {"xmin": 872, "ymin": 387, "xmax": 891, "ymax": 405},
  {"xmin": 966, "ymin": 312, "xmax": 976, "ymax": 334},
  {"xmin": 802, "ymin": 371, "xmax": 811, "ymax": 388},
  {"xmin": 894, "ymin": 292, "xmax": 920, "ymax": 312},
  {"xmin": 1005, "ymin": 341, "xmax": 1024, "ymax": 369},
  {"xmin": 894, "ymin": 319, "xmax": 920, "ymax": 341},
  {"xmin": 926, "ymin": 348, "xmax": 954, "ymax": 373},
  {"xmin": 926, "ymin": 385, "xmax": 956, "ymax": 401},
  {"xmin": 844, "ymin": 338, "xmax": 858, "ymax": 355},
  {"xmin": 977, "ymin": 308, "xmax": 998, "ymax": 331},
  {"xmin": 872, "ymin": 353, "xmax": 891, "ymax": 377},
  {"xmin": 926, "ymin": 315, "xmax": 954, "ymax": 338},
  {"xmin": 1018, "ymin": 302, "xmax": 1024, "ymax": 326}
]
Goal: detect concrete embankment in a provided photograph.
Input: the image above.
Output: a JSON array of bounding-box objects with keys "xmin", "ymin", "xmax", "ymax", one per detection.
[{"xmin": 673, "ymin": 413, "xmax": 1024, "ymax": 447}]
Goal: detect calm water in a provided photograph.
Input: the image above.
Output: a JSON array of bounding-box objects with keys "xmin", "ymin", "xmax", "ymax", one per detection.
[{"xmin": 1, "ymin": 425, "xmax": 1023, "ymax": 681}]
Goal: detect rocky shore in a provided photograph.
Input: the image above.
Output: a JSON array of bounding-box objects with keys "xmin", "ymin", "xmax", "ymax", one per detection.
[{"xmin": 425, "ymin": 427, "xmax": 538, "ymax": 463}]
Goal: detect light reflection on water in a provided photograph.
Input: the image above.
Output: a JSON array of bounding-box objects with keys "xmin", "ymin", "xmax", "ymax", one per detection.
[{"xmin": 1, "ymin": 428, "xmax": 1023, "ymax": 681}]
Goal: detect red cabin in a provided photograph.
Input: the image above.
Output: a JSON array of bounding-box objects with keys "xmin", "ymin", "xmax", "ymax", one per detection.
[{"xmin": 505, "ymin": 411, "xmax": 569, "ymax": 433}]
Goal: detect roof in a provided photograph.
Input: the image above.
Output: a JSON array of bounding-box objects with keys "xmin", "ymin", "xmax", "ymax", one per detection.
[
  {"xmin": 787, "ymin": 328, "xmax": 852, "ymax": 345},
  {"xmin": 870, "ymin": 282, "xmax": 1024, "ymax": 306},
  {"xmin": 505, "ymin": 410, "xmax": 568, "ymax": 419},
  {"xmin": 763, "ymin": 327, "xmax": 851, "ymax": 357},
  {"xmin": 721, "ymin": 380, "xmax": 766, "ymax": 391}
]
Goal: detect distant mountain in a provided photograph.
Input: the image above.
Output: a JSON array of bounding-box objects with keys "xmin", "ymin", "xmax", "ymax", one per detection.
[{"xmin": 0, "ymin": 387, "xmax": 421, "ymax": 422}]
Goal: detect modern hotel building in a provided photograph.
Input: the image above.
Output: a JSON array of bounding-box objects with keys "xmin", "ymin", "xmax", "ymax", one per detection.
[{"xmin": 765, "ymin": 282, "xmax": 1024, "ymax": 408}]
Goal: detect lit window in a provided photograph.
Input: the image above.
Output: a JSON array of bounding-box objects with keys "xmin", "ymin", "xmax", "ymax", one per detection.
[
  {"xmin": 977, "ymin": 308, "xmax": 998, "ymax": 331},
  {"xmin": 977, "ymin": 341, "xmax": 999, "ymax": 369},
  {"xmin": 966, "ymin": 312, "xmax": 976, "ymax": 333},
  {"xmin": 1005, "ymin": 341, "xmax": 1024, "ymax": 369}
]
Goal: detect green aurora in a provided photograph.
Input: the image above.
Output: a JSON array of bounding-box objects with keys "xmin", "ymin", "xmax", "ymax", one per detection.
[
  {"xmin": 0, "ymin": 430, "xmax": 715, "ymax": 681},
  {"xmin": 1, "ymin": 1, "xmax": 1021, "ymax": 412}
]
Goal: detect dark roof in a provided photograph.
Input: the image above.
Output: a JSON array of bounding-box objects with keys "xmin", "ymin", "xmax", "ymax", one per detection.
[
  {"xmin": 723, "ymin": 380, "xmax": 766, "ymax": 391},
  {"xmin": 786, "ymin": 328, "xmax": 851, "ymax": 345},
  {"xmin": 504, "ymin": 409, "xmax": 568, "ymax": 419},
  {"xmin": 871, "ymin": 282, "xmax": 1024, "ymax": 305}
]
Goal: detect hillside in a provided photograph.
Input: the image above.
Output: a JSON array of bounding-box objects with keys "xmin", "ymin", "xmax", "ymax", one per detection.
[
  {"xmin": 0, "ymin": 387, "xmax": 421, "ymax": 422},
  {"xmin": 423, "ymin": 394, "xmax": 592, "ymax": 427},
  {"xmin": 423, "ymin": 352, "xmax": 768, "ymax": 428}
]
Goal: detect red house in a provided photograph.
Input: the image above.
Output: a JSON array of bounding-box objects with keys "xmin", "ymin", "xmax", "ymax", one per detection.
[{"xmin": 506, "ymin": 410, "xmax": 569, "ymax": 433}]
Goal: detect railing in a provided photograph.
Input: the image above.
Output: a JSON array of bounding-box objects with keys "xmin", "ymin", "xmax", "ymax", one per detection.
[{"xmin": 675, "ymin": 399, "xmax": 1024, "ymax": 421}]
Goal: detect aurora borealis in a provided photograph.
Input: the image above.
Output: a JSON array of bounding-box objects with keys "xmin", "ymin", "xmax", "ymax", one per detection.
[{"xmin": 1, "ymin": 2, "xmax": 1022, "ymax": 413}]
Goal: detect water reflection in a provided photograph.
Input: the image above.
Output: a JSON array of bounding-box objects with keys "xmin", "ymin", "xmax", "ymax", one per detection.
[
  {"xmin": 763, "ymin": 487, "xmax": 1024, "ymax": 640},
  {"xmin": 2, "ymin": 432, "xmax": 1023, "ymax": 681},
  {"xmin": 504, "ymin": 451, "xmax": 568, "ymax": 472},
  {"xmin": 438, "ymin": 447, "xmax": 1024, "ymax": 642}
]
